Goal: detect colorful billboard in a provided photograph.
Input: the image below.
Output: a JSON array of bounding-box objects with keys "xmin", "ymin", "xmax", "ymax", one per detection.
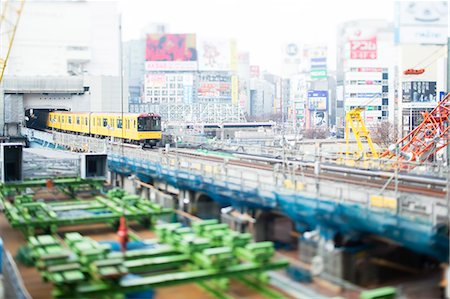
[
  {"xmin": 308, "ymin": 90, "xmax": 328, "ymax": 111},
  {"xmin": 145, "ymin": 34, "xmax": 197, "ymax": 71},
  {"xmin": 347, "ymin": 29, "xmax": 377, "ymax": 60},
  {"xmin": 395, "ymin": 2, "xmax": 448, "ymax": 45},
  {"xmin": 197, "ymin": 38, "xmax": 231, "ymax": 71},
  {"xmin": 402, "ymin": 81, "xmax": 436, "ymax": 103},
  {"xmin": 311, "ymin": 111, "xmax": 327, "ymax": 127}
]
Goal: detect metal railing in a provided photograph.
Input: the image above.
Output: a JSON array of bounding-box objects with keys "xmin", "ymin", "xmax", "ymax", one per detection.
[{"xmin": 2, "ymin": 251, "xmax": 32, "ymax": 299}]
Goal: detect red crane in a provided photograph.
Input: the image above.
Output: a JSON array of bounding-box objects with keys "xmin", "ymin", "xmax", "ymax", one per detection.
[{"xmin": 381, "ymin": 93, "xmax": 450, "ymax": 166}]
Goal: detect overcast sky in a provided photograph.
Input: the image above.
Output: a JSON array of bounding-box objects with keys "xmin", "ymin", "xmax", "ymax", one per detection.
[{"xmin": 118, "ymin": 0, "xmax": 398, "ymax": 74}]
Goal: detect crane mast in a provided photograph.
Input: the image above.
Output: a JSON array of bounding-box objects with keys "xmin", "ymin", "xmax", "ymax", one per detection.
[{"xmin": 0, "ymin": 0, "xmax": 25, "ymax": 83}]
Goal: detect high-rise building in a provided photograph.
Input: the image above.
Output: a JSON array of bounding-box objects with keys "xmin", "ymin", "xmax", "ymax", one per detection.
[
  {"xmin": 394, "ymin": 1, "xmax": 448, "ymax": 136},
  {"xmin": 123, "ymin": 39, "xmax": 146, "ymax": 104},
  {"xmin": 336, "ymin": 20, "xmax": 395, "ymax": 128},
  {"xmin": 249, "ymin": 78, "xmax": 275, "ymax": 117},
  {"xmin": 7, "ymin": 1, "xmax": 120, "ymax": 77},
  {"xmin": 2, "ymin": 0, "xmax": 127, "ymax": 122}
]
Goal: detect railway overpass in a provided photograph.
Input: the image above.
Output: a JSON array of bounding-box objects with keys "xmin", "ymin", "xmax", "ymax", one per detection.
[{"xmin": 22, "ymin": 128, "xmax": 449, "ymax": 265}]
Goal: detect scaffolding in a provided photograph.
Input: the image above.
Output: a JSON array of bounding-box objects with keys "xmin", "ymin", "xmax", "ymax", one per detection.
[{"xmin": 130, "ymin": 103, "xmax": 247, "ymax": 123}]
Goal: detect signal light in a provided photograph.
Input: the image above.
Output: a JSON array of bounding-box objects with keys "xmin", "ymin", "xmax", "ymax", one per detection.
[{"xmin": 403, "ymin": 68, "xmax": 425, "ymax": 75}]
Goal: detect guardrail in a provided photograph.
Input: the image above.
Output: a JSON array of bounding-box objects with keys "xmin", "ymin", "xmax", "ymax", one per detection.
[
  {"xmin": 24, "ymin": 129, "xmax": 448, "ymax": 225},
  {"xmin": 2, "ymin": 251, "xmax": 32, "ymax": 299}
]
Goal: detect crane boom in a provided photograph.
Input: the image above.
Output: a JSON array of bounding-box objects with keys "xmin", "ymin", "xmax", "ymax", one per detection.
[
  {"xmin": 0, "ymin": 0, "xmax": 25, "ymax": 83},
  {"xmin": 381, "ymin": 92, "xmax": 450, "ymax": 164}
]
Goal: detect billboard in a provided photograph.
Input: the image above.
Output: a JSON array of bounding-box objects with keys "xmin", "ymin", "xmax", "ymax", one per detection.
[
  {"xmin": 198, "ymin": 73, "xmax": 232, "ymax": 99},
  {"xmin": 402, "ymin": 81, "xmax": 436, "ymax": 103},
  {"xmin": 250, "ymin": 65, "xmax": 260, "ymax": 78},
  {"xmin": 311, "ymin": 111, "xmax": 327, "ymax": 127},
  {"xmin": 308, "ymin": 90, "xmax": 328, "ymax": 111},
  {"xmin": 347, "ymin": 29, "xmax": 377, "ymax": 60},
  {"xmin": 308, "ymin": 45, "xmax": 327, "ymax": 80},
  {"xmin": 197, "ymin": 38, "xmax": 231, "ymax": 71},
  {"xmin": 145, "ymin": 34, "xmax": 197, "ymax": 71},
  {"xmin": 395, "ymin": 2, "xmax": 448, "ymax": 45}
]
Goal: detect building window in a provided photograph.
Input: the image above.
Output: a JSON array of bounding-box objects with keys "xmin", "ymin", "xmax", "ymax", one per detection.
[
  {"xmin": 382, "ymin": 111, "xmax": 387, "ymax": 117},
  {"xmin": 382, "ymin": 98, "xmax": 389, "ymax": 105},
  {"xmin": 382, "ymin": 73, "xmax": 388, "ymax": 80},
  {"xmin": 382, "ymin": 86, "xmax": 388, "ymax": 92}
]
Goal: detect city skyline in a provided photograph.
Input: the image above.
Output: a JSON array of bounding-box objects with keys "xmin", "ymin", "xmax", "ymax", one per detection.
[{"xmin": 119, "ymin": 0, "xmax": 396, "ymax": 75}]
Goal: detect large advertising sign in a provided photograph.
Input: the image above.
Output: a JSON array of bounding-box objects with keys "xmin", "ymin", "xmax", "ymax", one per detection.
[
  {"xmin": 308, "ymin": 45, "xmax": 327, "ymax": 80},
  {"xmin": 308, "ymin": 90, "xmax": 328, "ymax": 111},
  {"xmin": 198, "ymin": 82, "xmax": 231, "ymax": 98},
  {"xmin": 395, "ymin": 2, "xmax": 448, "ymax": 45},
  {"xmin": 402, "ymin": 81, "xmax": 437, "ymax": 103},
  {"xmin": 145, "ymin": 34, "xmax": 197, "ymax": 71},
  {"xmin": 198, "ymin": 38, "xmax": 231, "ymax": 71},
  {"xmin": 311, "ymin": 111, "xmax": 327, "ymax": 127},
  {"xmin": 347, "ymin": 29, "xmax": 377, "ymax": 60}
]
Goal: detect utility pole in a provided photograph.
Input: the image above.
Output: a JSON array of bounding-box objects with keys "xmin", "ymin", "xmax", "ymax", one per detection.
[{"xmin": 446, "ymin": 5, "xmax": 450, "ymax": 298}]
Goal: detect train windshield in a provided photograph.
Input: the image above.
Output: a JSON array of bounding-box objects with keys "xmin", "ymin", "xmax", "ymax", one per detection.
[{"xmin": 138, "ymin": 116, "xmax": 161, "ymax": 131}]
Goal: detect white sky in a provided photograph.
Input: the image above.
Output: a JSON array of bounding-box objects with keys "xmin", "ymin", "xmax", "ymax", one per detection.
[{"xmin": 118, "ymin": 0, "xmax": 399, "ymax": 74}]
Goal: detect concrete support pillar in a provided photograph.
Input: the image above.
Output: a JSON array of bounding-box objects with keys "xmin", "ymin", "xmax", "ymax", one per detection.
[{"xmin": 178, "ymin": 190, "xmax": 195, "ymax": 213}]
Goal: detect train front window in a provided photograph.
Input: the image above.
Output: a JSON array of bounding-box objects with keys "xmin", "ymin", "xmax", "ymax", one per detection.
[{"xmin": 138, "ymin": 117, "xmax": 161, "ymax": 131}]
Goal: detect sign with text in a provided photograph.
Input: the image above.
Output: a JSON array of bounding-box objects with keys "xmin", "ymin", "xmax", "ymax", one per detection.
[
  {"xmin": 308, "ymin": 90, "xmax": 328, "ymax": 111},
  {"xmin": 402, "ymin": 81, "xmax": 436, "ymax": 103}
]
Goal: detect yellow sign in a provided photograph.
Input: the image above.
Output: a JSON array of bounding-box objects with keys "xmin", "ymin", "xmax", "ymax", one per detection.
[
  {"xmin": 231, "ymin": 75, "xmax": 239, "ymax": 105},
  {"xmin": 370, "ymin": 195, "xmax": 397, "ymax": 210}
]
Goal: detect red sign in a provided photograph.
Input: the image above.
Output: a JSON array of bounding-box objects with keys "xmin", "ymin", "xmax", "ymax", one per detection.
[
  {"xmin": 198, "ymin": 82, "xmax": 231, "ymax": 97},
  {"xmin": 350, "ymin": 37, "xmax": 377, "ymax": 60}
]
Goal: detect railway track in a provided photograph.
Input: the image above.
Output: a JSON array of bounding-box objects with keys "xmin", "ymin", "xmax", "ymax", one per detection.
[{"xmin": 168, "ymin": 150, "xmax": 446, "ymax": 199}]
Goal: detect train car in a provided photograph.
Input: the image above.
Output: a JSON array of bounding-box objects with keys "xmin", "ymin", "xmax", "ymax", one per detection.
[{"xmin": 47, "ymin": 111, "xmax": 162, "ymax": 146}]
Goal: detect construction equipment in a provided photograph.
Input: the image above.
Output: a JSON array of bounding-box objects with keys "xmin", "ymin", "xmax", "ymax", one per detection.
[
  {"xmin": 345, "ymin": 107, "xmax": 379, "ymax": 159},
  {"xmin": 0, "ymin": 0, "xmax": 25, "ymax": 83},
  {"xmin": 1, "ymin": 184, "xmax": 173, "ymax": 236},
  {"xmin": 381, "ymin": 93, "xmax": 450, "ymax": 165},
  {"xmin": 23, "ymin": 221, "xmax": 288, "ymax": 298}
]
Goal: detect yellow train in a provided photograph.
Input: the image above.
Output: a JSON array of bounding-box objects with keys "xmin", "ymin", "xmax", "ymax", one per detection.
[{"xmin": 47, "ymin": 111, "xmax": 162, "ymax": 146}]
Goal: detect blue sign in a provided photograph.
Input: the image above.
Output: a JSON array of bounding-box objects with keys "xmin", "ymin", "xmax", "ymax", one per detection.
[{"xmin": 308, "ymin": 90, "xmax": 328, "ymax": 111}]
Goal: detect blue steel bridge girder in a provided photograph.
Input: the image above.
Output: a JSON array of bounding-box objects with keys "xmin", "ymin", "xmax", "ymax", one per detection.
[{"xmin": 108, "ymin": 155, "xmax": 449, "ymax": 262}]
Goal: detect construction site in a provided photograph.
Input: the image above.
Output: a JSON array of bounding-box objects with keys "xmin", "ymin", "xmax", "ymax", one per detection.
[{"xmin": 0, "ymin": 0, "xmax": 449, "ymax": 299}]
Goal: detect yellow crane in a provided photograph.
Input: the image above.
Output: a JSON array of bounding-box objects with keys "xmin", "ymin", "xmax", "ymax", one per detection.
[
  {"xmin": 345, "ymin": 107, "xmax": 379, "ymax": 160},
  {"xmin": 0, "ymin": 0, "xmax": 25, "ymax": 83}
]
